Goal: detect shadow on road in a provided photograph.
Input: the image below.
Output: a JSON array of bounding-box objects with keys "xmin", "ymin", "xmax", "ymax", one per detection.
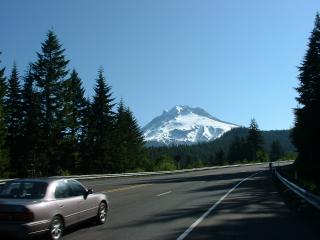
[
  {"xmin": 110, "ymin": 170, "xmax": 320, "ymax": 240},
  {"xmin": 140, "ymin": 170, "xmax": 256, "ymax": 185},
  {"xmin": 179, "ymin": 171, "xmax": 320, "ymax": 240}
]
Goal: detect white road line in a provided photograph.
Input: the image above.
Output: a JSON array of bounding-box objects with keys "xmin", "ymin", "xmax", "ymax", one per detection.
[
  {"xmin": 157, "ymin": 191, "xmax": 172, "ymax": 197},
  {"xmin": 176, "ymin": 171, "xmax": 262, "ymax": 240},
  {"xmin": 86, "ymin": 181, "xmax": 139, "ymax": 187},
  {"xmin": 104, "ymin": 184, "xmax": 152, "ymax": 193}
]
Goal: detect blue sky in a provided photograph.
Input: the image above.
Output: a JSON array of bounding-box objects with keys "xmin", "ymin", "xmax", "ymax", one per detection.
[{"xmin": 0, "ymin": 0, "xmax": 319, "ymax": 130}]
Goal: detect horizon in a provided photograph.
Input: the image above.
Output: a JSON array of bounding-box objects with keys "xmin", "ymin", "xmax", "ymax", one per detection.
[{"xmin": 1, "ymin": 0, "xmax": 320, "ymax": 130}]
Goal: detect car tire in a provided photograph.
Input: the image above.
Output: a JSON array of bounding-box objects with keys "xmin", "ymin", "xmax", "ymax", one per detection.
[
  {"xmin": 96, "ymin": 202, "xmax": 107, "ymax": 225},
  {"xmin": 48, "ymin": 216, "xmax": 64, "ymax": 240}
]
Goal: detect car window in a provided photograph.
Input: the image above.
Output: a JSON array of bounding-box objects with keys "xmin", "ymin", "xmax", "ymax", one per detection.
[
  {"xmin": 68, "ymin": 180, "xmax": 87, "ymax": 197},
  {"xmin": 0, "ymin": 182, "xmax": 47, "ymax": 199},
  {"xmin": 54, "ymin": 181, "xmax": 72, "ymax": 199}
]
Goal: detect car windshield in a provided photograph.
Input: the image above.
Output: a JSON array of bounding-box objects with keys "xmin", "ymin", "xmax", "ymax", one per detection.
[{"xmin": 0, "ymin": 181, "xmax": 48, "ymax": 199}]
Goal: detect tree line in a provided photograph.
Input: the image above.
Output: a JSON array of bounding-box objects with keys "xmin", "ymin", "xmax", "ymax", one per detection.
[
  {"xmin": 226, "ymin": 119, "xmax": 285, "ymax": 164},
  {"xmin": 147, "ymin": 119, "xmax": 294, "ymax": 169},
  {"xmin": 0, "ymin": 30, "xmax": 146, "ymax": 178}
]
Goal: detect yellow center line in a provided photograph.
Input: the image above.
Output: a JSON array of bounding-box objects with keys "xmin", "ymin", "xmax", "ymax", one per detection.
[{"xmin": 104, "ymin": 184, "xmax": 152, "ymax": 193}]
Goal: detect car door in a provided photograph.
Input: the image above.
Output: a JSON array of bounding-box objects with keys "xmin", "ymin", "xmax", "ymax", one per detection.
[
  {"xmin": 54, "ymin": 180, "xmax": 81, "ymax": 226},
  {"xmin": 68, "ymin": 180, "xmax": 98, "ymax": 221}
]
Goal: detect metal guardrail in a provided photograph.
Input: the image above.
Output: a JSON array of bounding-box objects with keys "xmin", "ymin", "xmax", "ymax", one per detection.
[
  {"xmin": 0, "ymin": 160, "xmax": 293, "ymax": 185},
  {"xmin": 70, "ymin": 162, "xmax": 267, "ymax": 180},
  {"xmin": 0, "ymin": 161, "xmax": 275, "ymax": 184},
  {"xmin": 273, "ymin": 164, "xmax": 320, "ymax": 210}
]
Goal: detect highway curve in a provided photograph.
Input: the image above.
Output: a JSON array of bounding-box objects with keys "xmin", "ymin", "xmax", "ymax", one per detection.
[{"xmin": 46, "ymin": 164, "xmax": 320, "ymax": 239}]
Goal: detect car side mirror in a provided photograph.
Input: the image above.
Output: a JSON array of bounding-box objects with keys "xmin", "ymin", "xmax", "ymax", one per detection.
[{"xmin": 84, "ymin": 188, "xmax": 93, "ymax": 199}]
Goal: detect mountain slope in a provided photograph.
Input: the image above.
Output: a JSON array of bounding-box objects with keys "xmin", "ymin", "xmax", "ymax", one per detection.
[{"xmin": 143, "ymin": 105, "xmax": 238, "ymax": 146}]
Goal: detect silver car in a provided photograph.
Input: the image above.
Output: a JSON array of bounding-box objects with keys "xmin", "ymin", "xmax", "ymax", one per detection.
[{"xmin": 0, "ymin": 178, "xmax": 109, "ymax": 240}]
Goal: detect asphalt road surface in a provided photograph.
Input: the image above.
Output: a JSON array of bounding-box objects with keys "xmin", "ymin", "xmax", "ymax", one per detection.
[{"xmin": 57, "ymin": 163, "xmax": 319, "ymax": 240}]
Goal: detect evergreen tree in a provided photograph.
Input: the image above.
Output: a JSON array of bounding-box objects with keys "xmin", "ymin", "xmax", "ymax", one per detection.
[
  {"xmin": 60, "ymin": 69, "xmax": 87, "ymax": 172},
  {"xmin": 32, "ymin": 30, "xmax": 69, "ymax": 175},
  {"xmin": 174, "ymin": 154, "xmax": 182, "ymax": 169},
  {"xmin": 215, "ymin": 148, "xmax": 226, "ymax": 165},
  {"xmin": 4, "ymin": 63, "xmax": 24, "ymax": 176},
  {"xmin": 81, "ymin": 97, "xmax": 92, "ymax": 142},
  {"xmin": 270, "ymin": 140, "xmax": 284, "ymax": 162},
  {"xmin": 21, "ymin": 66, "xmax": 42, "ymax": 176},
  {"xmin": 228, "ymin": 137, "xmax": 246, "ymax": 164},
  {"xmin": 113, "ymin": 100, "xmax": 128, "ymax": 172},
  {"xmin": 246, "ymin": 119, "xmax": 263, "ymax": 161},
  {"xmin": 87, "ymin": 68, "xmax": 115, "ymax": 173},
  {"xmin": 0, "ymin": 52, "xmax": 9, "ymax": 177},
  {"xmin": 113, "ymin": 99, "xmax": 146, "ymax": 172},
  {"xmin": 78, "ymin": 97, "xmax": 92, "ymax": 173},
  {"xmin": 292, "ymin": 13, "xmax": 320, "ymax": 180}
]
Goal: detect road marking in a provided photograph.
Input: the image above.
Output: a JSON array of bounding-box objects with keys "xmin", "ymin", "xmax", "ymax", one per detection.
[
  {"xmin": 104, "ymin": 184, "xmax": 152, "ymax": 193},
  {"xmin": 87, "ymin": 180, "xmax": 143, "ymax": 187},
  {"xmin": 87, "ymin": 182, "xmax": 127, "ymax": 187},
  {"xmin": 157, "ymin": 191, "xmax": 172, "ymax": 197},
  {"xmin": 176, "ymin": 171, "xmax": 262, "ymax": 240}
]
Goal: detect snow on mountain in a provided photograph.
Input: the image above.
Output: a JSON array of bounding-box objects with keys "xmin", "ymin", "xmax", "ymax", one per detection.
[{"xmin": 142, "ymin": 105, "xmax": 239, "ymax": 146}]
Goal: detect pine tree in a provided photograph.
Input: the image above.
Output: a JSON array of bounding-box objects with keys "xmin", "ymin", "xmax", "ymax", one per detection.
[
  {"xmin": 78, "ymin": 97, "xmax": 91, "ymax": 173},
  {"xmin": 32, "ymin": 30, "xmax": 69, "ymax": 175},
  {"xmin": 125, "ymin": 106, "xmax": 146, "ymax": 170},
  {"xmin": 87, "ymin": 68, "xmax": 115, "ymax": 173},
  {"xmin": 215, "ymin": 148, "xmax": 226, "ymax": 165},
  {"xmin": 270, "ymin": 140, "xmax": 283, "ymax": 162},
  {"xmin": 0, "ymin": 52, "xmax": 9, "ymax": 177},
  {"xmin": 113, "ymin": 100, "xmax": 128, "ymax": 172},
  {"xmin": 228, "ymin": 137, "xmax": 246, "ymax": 164},
  {"xmin": 21, "ymin": 66, "xmax": 42, "ymax": 176},
  {"xmin": 114, "ymin": 101, "xmax": 146, "ymax": 171},
  {"xmin": 246, "ymin": 119, "xmax": 263, "ymax": 161},
  {"xmin": 60, "ymin": 69, "xmax": 87, "ymax": 172},
  {"xmin": 4, "ymin": 63, "xmax": 24, "ymax": 176},
  {"xmin": 292, "ymin": 13, "xmax": 320, "ymax": 180}
]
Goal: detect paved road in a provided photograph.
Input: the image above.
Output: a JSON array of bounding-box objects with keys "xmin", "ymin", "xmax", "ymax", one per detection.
[{"xmin": 59, "ymin": 163, "xmax": 319, "ymax": 240}]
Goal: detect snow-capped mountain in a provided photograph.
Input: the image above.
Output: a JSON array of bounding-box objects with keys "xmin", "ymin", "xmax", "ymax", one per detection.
[{"xmin": 143, "ymin": 105, "xmax": 239, "ymax": 146}]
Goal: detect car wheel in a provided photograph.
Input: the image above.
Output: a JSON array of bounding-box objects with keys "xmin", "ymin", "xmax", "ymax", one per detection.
[
  {"xmin": 49, "ymin": 216, "xmax": 64, "ymax": 240},
  {"xmin": 96, "ymin": 202, "xmax": 107, "ymax": 224}
]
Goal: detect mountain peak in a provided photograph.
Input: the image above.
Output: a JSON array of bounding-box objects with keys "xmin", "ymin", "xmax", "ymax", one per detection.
[
  {"xmin": 168, "ymin": 105, "xmax": 190, "ymax": 114},
  {"xmin": 143, "ymin": 105, "xmax": 238, "ymax": 146},
  {"xmin": 175, "ymin": 105, "xmax": 183, "ymax": 112}
]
